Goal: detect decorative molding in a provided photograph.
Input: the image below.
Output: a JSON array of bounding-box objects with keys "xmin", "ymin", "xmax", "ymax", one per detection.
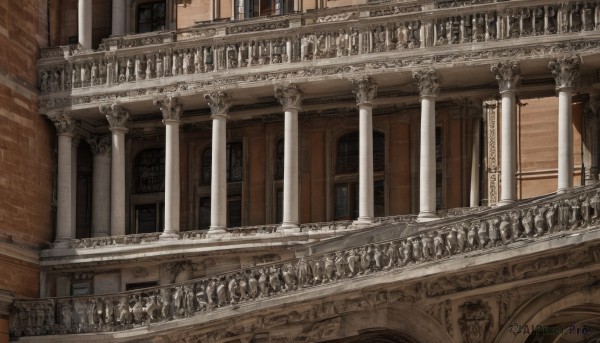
[
  {"xmin": 413, "ymin": 69, "xmax": 440, "ymax": 97},
  {"xmin": 491, "ymin": 61, "xmax": 521, "ymax": 93},
  {"xmin": 226, "ymin": 21, "xmax": 289, "ymax": 34},
  {"xmin": 204, "ymin": 91, "xmax": 232, "ymax": 117},
  {"xmin": 548, "ymin": 55, "xmax": 581, "ymax": 90},
  {"xmin": 349, "ymin": 76, "xmax": 377, "ymax": 106},
  {"xmin": 153, "ymin": 94, "xmax": 184, "ymax": 122},
  {"xmin": 274, "ymin": 83, "xmax": 303, "ymax": 111},
  {"xmin": 100, "ymin": 102, "xmax": 130, "ymax": 130},
  {"xmin": 87, "ymin": 135, "xmax": 111, "ymax": 156},
  {"xmin": 46, "ymin": 111, "xmax": 77, "ymax": 135}
]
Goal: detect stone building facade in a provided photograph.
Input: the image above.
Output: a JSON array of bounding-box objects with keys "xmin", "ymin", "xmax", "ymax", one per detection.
[{"xmin": 3, "ymin": 0, "xmax": 600, "ymax": 342}]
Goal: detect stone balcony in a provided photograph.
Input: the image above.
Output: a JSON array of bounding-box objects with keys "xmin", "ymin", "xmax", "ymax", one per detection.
[
  {"xmin": 9, "ymin": 185, "xmax": 600, "ymax": 341},
  {"xmin": 37, "ymin": 0, "xmax": 600, "ymax": 123}
]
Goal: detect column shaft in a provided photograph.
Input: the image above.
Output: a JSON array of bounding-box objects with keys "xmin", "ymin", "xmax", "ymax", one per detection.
[
  {"xmin": 210, "ymin": 116, "xmax": 227, "ymax": 231},
  {"xmin": 357, "ymin": 105, "xmax": 374, "ymax": 222},
  {"xmin": 111, "ymin": 0, "xmax": 126, "ymax": 36},
  {"xmin": 281, "ymin": 109, "xmax": 299, "ymax": 227},
  {"xmin": 470, "ymin": 119, "xmax": 481, "ymax": 207},
  {"xmin": 419, "ymin": 96, "xmax": 437, "ymax": 218},
  {"xmin": 164, "ymin": 121, "xmax": 180, "ymax": 236},
  {"xmin": 56, "ymin": 134, "xmax": 73, "ymax": 245},
  {"xmin": 78, "ymin": 0, "xmax": 92, "ymax": 49},
  {"xmin": 111, "ymin": 130, "xmax": 126, "ymax": 235},
  {"xmin": 500, "ymin": 91, "xmax": 517, "ymax": 204},
  {"xmin": 558, "ymin": 89, "xmax": 573, "ymax": 192},
  {"xmin": 91, "ymin": 154, "xmax": 111, "ymax": 237}
]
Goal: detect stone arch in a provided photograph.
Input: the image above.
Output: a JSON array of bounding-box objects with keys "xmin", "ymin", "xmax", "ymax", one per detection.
[
  {"xmin": 316, "ymin": 304, "xmax": 453, "ymax": 343},
  {"xmin": 494, "ymin": 285, "xmax": 600, "ymax": 343}
]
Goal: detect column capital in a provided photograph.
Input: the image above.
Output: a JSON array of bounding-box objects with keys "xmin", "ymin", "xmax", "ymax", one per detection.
[
  {"xmin": 491, "ymin": 61, "xmax": 521, "ymax": 93},
  {"xmin": 349, "ymin": 76, "xmax": 377, "ymax": 107},
  {"xmin": 100, "ymin": 102, "xmax": 130, "ymax": 131},
  {"xmin": 274, "ymin": 83, "xmax": 303, "ymax": 111},
  {"xmin": 154, "ymin": 94, "xmax": 184, "ymax": 123},
  {"xmin": 549, "ymin": 55, "xmax": 581, "ymax": 91},
  {"xmin": 413, "ymin": 69, "xmax": 440, "ymax": 97},
  {"xmin": 47, "ymin": 111, "xmax": 78, "ymax": 136},
  {"xmin": 205, "ymin": 91, "xmax": 232, "ymax": 118},
  {"xmin": 87, "ymin": 134, "xmax": 112, "ymax": 156}
]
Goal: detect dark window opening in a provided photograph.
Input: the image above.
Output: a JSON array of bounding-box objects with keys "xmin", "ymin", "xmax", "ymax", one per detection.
[
  {"xmin": 134, "ymin": 148, "xmax": 165, "ymax": 194},
  {"xmin": 336, "ymin": 131, "xmax": 384, "ymax": 174},
  {"xmin": 137, "ymin": 1, "xmax": 166, "ymax": 33},
  {"xmin": 135, "ymin": 203, "xmax": 164, "ymax": 233},
  {"xmin": 198, "ymin": 195, "xmax": 242, "ymax": 229},
  {"xmin": 236, "ymin": 0, "xmax": 293, "ymax": 19},
  {"xmin": 126, "ymin": 282, "xmax": 159, "ymax": 291},
  {"xmin": 201, "ymin": 142, "xmax": 243, "ymax": 185},
  {"xmin": 275, "ymin": 138, "xmax": 284, "ymax": 180}
]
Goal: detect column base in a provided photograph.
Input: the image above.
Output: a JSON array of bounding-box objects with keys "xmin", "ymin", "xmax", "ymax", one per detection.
[
  {"xmin": 277, "ymin": 223, "xmax": 300, "ymax": 233},
  {"xmin": 207, "ymin": 227, "xmax": 227, "ymax": 236},
  {"xmin": 497, "ymin": 199, "xmax": 516, "ymax": 206},
  {"xmin": 351, "ymin": 217, "xmax": 373, "ymax": 228},
  {"xmin": 557, "ymin": 187, "xmax": 573, "ymax": 195},
  {"xmin": 417, "ymin": 211, "xmax": 439, "ymax": 222},
  {"xmin": 159, "ymin": 231, "xmax": 180, "ymax": 240},
  {"xmin": 52, "ymin": 239, "xmax": 72, "ymax": 249}
]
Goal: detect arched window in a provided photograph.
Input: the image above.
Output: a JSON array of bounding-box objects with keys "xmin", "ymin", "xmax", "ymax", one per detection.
[
  {"xmin": 137, "ymin": 1, "xmax": 166, "ymax": 33},
  {"xmin": 133, "ymin": 148, "xmax": 165, "ymax": 194},
  {"xmin": 334, "ymin": 131, "xmax": 385, "ymax": 220}
]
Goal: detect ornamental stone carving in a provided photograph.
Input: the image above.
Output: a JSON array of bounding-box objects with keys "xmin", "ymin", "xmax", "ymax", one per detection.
[
  {"xmin": 548, "ymin": 55, "xmax": 581, "ymax": 90},
  {"xmin": 349, "ymin": 76, "xmax": 377, "ymax": 106},
  {"xmin": 459, "ymin": 300, "xmax": 492, "ymax": 343},
  {"xmin": 46, "ymin": 112, "xmax": 77, "ymax": 135},
  {"xmin": 100, "ymin": 102, "xmax": 130, "ymax": 130},
  {"xmin": 491, "ymin": 61, "xmax": 521, "ymax": 93},
  {"xmin": 274, "ymin": 83, "xmax": 303, "ymax": 111},
  {"xmin": 154, "ymin": 95, "xmax": 183, "ymax": 122},
  {"xmin": 204, "ymin": 91, "xmax": 232, "ymax": 117},
  {"xmin": 87, "ymin": 135, "xmax": 111, "ymax": 156},
  {"xmin": 413, "ymin": 69, "xmax": 440, "ymax": 97}
]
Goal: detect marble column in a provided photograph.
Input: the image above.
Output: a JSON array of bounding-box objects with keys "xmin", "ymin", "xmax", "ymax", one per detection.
[
  {"xmin": 71, "ymin": 135, "xmax": 81, "ymax": 239},
  {"xmin": 274, "ymin": 83, "xmax": 303, "ymax": 232},
  {"xmin": 100, "ymin": 103, "xmax": 130, "ymax": 236},
  {"xmin": 87, "ymin": 135, "xmax": 111, "ymax": 237},
  {"xmin": 154, "ymin": 95, "xmax": 183, "ymax": 238},
  {"xmin": 350, "ymin": 76, "xmax": 377, "ymax": 224},
  {"xmin": 491, "ymin": 61, "xmax": 521, "ymax": 205},
  {"xmin": 470, "ymin": 117, "xmax": 481, "ymax": 207},
  {"xmin": 47, "ymin": 112, "xmax": 78, "ymax": 247},
  {"xmin": 205, "ymin": 92, "xmax": 232, "ymax": 234},
  {"xmin": 549, "ymin": 56, "xmax": 581, "ymax": 193},
  {"xmin": 413, "ymin": 70, "xmax": 440, "ymax": 221},
  {"xmin": 111, "ymin": 0, "xmax": 126, "ymax": 36},
  {"xmin": 78, "ymin": 0, "xmax": 92, "ymax": 49}
]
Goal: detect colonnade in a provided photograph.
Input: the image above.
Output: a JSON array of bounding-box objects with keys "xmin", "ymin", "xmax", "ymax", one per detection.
[{"xmin": 46, "ymin": 57, "xmax": 582, "ymax": 245}]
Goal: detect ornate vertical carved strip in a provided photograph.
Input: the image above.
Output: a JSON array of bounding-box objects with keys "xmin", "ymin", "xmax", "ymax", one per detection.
[{"xmin": 486, "ymin": 101, "xmax": 499, "ymax": 205}]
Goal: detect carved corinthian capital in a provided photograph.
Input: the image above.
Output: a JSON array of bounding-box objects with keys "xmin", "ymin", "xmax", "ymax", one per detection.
[
  {"xmin": 204, "ymin": 91, "xmax": 232, "ymax": 117},
  {"xmin": 154, "ymin": 95, "xmax": 183, "ymax": 122},
  {"xmin": 491, "ymin": 61, "xmax": 521, "ymax": 93},
  {"xmin": 349, "ymin": 76, "xmax": 377, "ymax": 106},
  {"xmin": 549, "ymin": 55, "xmax": 581, "ymax": 91},
  {"xmin": 47, "ymin": 111, "xmax": 78, "ymax": 135},
  {"xmin": 413, "ymin": 69, "xmax": 440, "ymax": 97},
  {"xmin": 100, "ymin": 102, "xmax": 130, "ymax": 131},
  {"xmin": 87, "ymin": 135, "xmax": 111, "ymax": 156},
  {"xmin": 274, "ymin": 83, "xmax": 303, "ymax": 111}
]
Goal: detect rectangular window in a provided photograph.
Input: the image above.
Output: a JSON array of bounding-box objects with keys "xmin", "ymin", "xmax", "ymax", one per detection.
[
  {"xmin": 334, "ymin": 184, "xmax": 350, "ymax": 220},
  {"xmin": 276, "ymin": 187, "xmax": 283, "ymax": 223},
  {"xmin": 228, "ymin": 195, "xmax": 242, "ymax": 227},
  {"xmin": 374, "ymin": 180, "xmax": 385, "ymax": 217},
  {"xmin": 199, "ymin": 197, "xmax": 211, "ymax": 229}
]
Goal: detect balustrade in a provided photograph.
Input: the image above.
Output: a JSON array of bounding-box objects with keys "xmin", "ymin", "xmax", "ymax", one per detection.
[
  {"xmin": 10, "ymin": 185, "xmax": 600, "ymax": 338},
  {"xmin": 37, "ymin": 1, "xmax": 600, "ymax": 96}
]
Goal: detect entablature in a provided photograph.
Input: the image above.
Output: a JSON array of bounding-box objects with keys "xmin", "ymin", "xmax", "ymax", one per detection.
[{"xmin": 37, "ymin": 0, "xmax": 600, "ymax": 128}]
